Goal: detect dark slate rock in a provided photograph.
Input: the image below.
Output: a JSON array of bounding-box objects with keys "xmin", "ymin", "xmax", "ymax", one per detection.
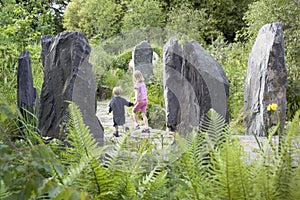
[
  {"xmin": 180, "ymin": 41, "xmax": 229, "ymax": 135},
  {"xmin": 40, "ymin": 35, "xmax": 54, "ymax": 67},
  {"xmin": 163, "ymin": 38, "xmax": 229, "ymax": 136},
  {"xmin": 163, "ymin": 37, "xmax": 182, "ymax": 132},
  {"xmin": 39, "ymin": 31, "xmax": 104, "ymax": 145},
  {"xmin": 17, "ymin": 50, "xmax": 39, "ymax": 123},
  {"xmin": 244, "ymin": 22, "xmax": 287, "ymax": 136},
  {"xmin": 133, "ymin": 41, "xmax": 154, "ymax": 82}
]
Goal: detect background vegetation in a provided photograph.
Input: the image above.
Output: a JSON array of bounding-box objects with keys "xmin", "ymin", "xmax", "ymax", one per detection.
[{"xmin": 0, "ymin": 0, "xmax": 299, "ymax": 199}]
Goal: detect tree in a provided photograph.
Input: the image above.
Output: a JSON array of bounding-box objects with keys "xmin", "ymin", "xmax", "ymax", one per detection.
[
  {"xmin": 0, "ymin": 0, "xmax": 56, "ymax": 47},
  {"xmin": 63, "ymin": 0, "xmax": 122, "ymax": 40},
  {"xmin": 50, "ymin": 0, "xmax": 71, "ymax": 32},
  {"xmin": 166, "ymin": 2, "xmax": 222, "ymax": 45},
  {"xmin": 121, "ymin": 0, "xmax": 165, "ymax": 32}
]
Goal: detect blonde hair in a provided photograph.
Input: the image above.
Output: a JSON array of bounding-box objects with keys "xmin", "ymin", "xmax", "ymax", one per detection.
[
  {"xmin": 133, "ymin": 70, "xmax": 144, "ymax": 83},
  {"xmin": 112, "ymin": 86, "xmax": 122, "ymax": 96}
]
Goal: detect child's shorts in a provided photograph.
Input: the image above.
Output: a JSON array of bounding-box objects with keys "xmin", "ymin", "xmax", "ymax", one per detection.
[{"xmin": 133, "ymin": 99, "xmax": 148, "ymax": 113}]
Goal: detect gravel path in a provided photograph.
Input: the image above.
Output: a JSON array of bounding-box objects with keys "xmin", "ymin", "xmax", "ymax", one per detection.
[{"xmin": 96, "ymin": 101, "xmax": 271, "ymax": 160}]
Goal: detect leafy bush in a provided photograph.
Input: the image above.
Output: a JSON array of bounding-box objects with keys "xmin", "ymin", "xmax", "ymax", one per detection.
[
  {"xmin": 287, "ymin": 79, "xmax": 300, "ymax": 119},
  {"xmin": 110, "ymin": 50, "xmax": 132, "ymax": 71}
]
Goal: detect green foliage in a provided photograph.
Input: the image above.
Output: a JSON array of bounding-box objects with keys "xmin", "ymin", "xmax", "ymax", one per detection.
[
  {"xmin": 1, "ymin": 0, "xmax": 300, "ymax": 199},
  {"xmin": 0, "ymin": 0, "xmax": 55, "ymax": 47},
  {"xmin": 152, "ymin": 46, "xmax": 162, "ymax": 58},
  {"xmin": 166, "ymin": 3, "xmax": 219, "ymax": 45},
  {"xmin": 0, "ymin": 1, "xmax": 52, "ymax": 109},
  {"xmin": 146, "ymin": 81, "xmax": 165, "ymax": 129},
  {"xmin": 1, "ymin": 100, "xmax": 300, "ymax": 199},
  {"xmin": 287, "ymin": 77, "xmax": 300, "ymax": 119},
  {"xmin": 63, "ymin": 0, "xmax": 122, "ymax": 40},
  {"xmin": 110, "ymin": 50, "xmax": 132, "ymax": 71},
  {"xmin": 121, "ymin": 0, "xmax": 165, "ymax": 32}
]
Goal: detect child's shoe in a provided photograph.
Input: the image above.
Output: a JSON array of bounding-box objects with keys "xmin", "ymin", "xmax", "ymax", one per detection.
[
  {"xmin": 134, "ymin": 125, "xmax": 140, "ymax": 130},
  {"xmin": 141, "ymin": 128, "xmax": 150, "ymax": 133},
  {"xmin": 113, "ymin": 132, "xmax": 119, "ymax": 137}
]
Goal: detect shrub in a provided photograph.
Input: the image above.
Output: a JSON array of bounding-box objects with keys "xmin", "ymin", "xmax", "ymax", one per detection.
[{"xmin": 110, "ymin": 50, "xmax": 132, "ymax": 71}]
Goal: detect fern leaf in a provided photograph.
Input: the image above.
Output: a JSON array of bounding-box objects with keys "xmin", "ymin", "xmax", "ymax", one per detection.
[
  {"xmin": 210, "ymin": 138, "xmax": 253, "ymax": 200},
  {"xmin": 61, "ymin": 102, "xmax": 109, "ymax": 197},
  {"xmin": 137, "ymin": 166, "xmax": 168, "ymax": 199},
  {"xmin": 199, "ymin": 109, "xmax": 228, "ymax": 151}
]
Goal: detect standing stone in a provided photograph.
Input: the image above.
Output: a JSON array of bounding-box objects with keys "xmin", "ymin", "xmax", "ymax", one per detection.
[
  {"xmin": 40, "ymin": 35, "xmax": 54, "ymax": 67},
  {"xmin": 163, "ymin": 37, "xmax": 182, "ymax": 132},
  {"xmin": 39, "ymin": 31, "xmax": 104, "ymax": 145},
  {"xmin": 133, "ymin": 41, "xmax": 153, "ymax": 82},
  {"xmin": 163, "ymin": 38, "xmax": 229, "ymax": 136},
  {"xmin": 180, "ymin": 41, "xmax": 229, "ymax": 135},
  {"xmin": 17, "ymin": 50, "xmax": 39, "ymax": 125},
  {"xmin": 244, "ymin": 22, "xmax": 287, "ymax": 136}
]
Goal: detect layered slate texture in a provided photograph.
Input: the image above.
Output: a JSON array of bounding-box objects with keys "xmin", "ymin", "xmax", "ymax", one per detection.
[
  {"xmin": 163, "ymin": 37, "xmax": 229, "ymax": 136},
  {"xmin": 244, "ymin": 22, "xmax": 287, "ymax": 136},
  {"xmin": 38, "ymin": 31, "xmax": 104, "ymax": 145},
  {"xmin": 133, "ymin": 40, "xmax": 154, "ymax": 82},
  {"xmin": 17, "ymin": 50, "xmax": 39, "ymax": 132}
]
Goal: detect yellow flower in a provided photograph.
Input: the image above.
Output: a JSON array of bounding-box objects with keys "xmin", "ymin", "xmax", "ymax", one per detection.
[
  {"xmin": 271, "ymin": 103, "xmax": 278, "ymax": 111},
  {"xmin": 267, "ymin": 103, "xmax": 278, "ymax": 111}
]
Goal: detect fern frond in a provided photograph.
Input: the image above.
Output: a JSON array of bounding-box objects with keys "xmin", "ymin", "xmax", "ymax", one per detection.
[
  {"xmin": 0, "ymin": 180, "xmax": 11, "ymax": 199},
  {"xmin": 65, "ymin": 101, "xmax": 103, "ymax": 159},
  {"xmin": 137, "ymin": 166, "xmax": 168, "ymax": 199},
  {"xmin": 275, "ymin": 110, "xmax": 300, "ymax": 199},
  {"xmin": 199, "ymin": 109, "xmax": 228, "ymax": 150},
  {"xmin": 288, "ymin": 110, "xmax": 300, "ymax": 200},
  {"xmin": 103, "ymin": 132, "xmax": 139, "ymax": 172},
  {"xmin": 172, "ymin": 130, "xmax": 215, "ymax": 199},
  {"xmin": 60, "ymin": 102, "xmax": 110, "ymax": 197},
  {"xmin": 210, "ymin": 138, "xmax": 253, "ymax": 200}
]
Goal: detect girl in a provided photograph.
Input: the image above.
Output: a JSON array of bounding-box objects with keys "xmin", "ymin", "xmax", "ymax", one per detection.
[{"xmin": 132, "ymin": 70, "xmax": 150, "ymax": 133}]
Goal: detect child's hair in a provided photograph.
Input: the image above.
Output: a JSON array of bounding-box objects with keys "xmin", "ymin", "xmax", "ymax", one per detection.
[
  {"xmin": 133, "ymin": 70, "xmax": 144, "ymax": 83},
  {"xmin": 112, "ymin": 86, "xmax": 122, "ymax": 96}
]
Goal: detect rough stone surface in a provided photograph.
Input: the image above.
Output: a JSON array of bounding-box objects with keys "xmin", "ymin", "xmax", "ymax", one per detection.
[
  {"xmin": 163, "ymin": 37, "xmax": 182, "ymax": 132},
  {"xmin": 163, "ymin": 38, "xmax": 229, "ymax": 136},
  {"xmin": 17, "ymin": 50, "xmax": 39, "ymax": 121},
  {"xmin": 40, "ymin": 35, "xmax": 54, "ymax": 67},
  {"xmin": 133, "ymin": 41, "xmax": 153, "ymax": 82},
  {"xmin": 39, "ymin": 31, "xmax": 104, "ymax": 145},
  {"xmin": 244, "ymin": 22, "xmax": 287, "ymax": 136}
]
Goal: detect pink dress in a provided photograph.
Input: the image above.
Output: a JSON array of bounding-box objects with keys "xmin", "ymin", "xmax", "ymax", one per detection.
[{"xmin": 133, "ymin": 82, "xmax": 148, "ymax": 113}]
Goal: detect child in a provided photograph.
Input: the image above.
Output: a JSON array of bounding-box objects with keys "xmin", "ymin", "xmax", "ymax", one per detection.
[
  {"xmin": 108, "ymin": 86, "xmax": 134, "ymax": 137},
  {"xmin": 132, "ymin": 70, "xmax": 150, "ymax": 133}
]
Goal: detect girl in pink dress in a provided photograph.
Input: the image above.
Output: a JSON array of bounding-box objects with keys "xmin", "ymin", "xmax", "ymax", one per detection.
[{"xmin": 132, "ymin": 70, "xmax": 150, "ymax": 133}]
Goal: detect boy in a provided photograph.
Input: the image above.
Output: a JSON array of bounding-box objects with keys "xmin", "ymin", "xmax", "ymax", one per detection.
[{"xmin": 108, "ymin": 86, "xmax": 134, "ymax": 137}]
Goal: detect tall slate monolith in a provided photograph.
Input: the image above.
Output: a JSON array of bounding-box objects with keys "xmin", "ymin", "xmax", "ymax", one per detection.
[
  {"xmin": 17, "ymin": 50, "xmax": 39, "ymax": 131},
  {"xmin": 163, "ymin": 37, "xmax": 182, "ymax": 132},
  {"xmin": 133, "ymin": 41, "xmax": 153, "ymax": 82},
  {"xmin": 39, "ymin": 31, "xmax": 104, "ymax": 145},
  {"xmin": 244, "ymin": 22, "xmax": 287, "ymax": 136},
  {"xmin": 163, "ymin": 38, "xmax": 229, "ymax": 136}
]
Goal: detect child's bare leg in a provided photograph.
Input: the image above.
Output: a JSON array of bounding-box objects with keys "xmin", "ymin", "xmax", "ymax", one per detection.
[
  {"xmin": 132, "ymin": 111, "xmax": 139, "ymax": 126},
  {"xmin": 141, "ymin": 112, "xmax": 148, "ymax": 128},
  {"xmin": 113, "ymin": 125, "xmax": 120, "ymax": 137}
]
